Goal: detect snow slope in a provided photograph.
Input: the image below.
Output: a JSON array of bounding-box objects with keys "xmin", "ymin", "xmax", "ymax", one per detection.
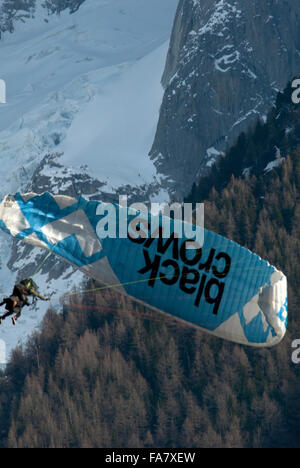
[
  {"xmin": 60, "ymin": 41, "xmax": 170, "ymax": 190},
  {"xmin": 0, "ymin": 0, "xmax": 178, "ymax": 360},
  {"xmin": 0, "ymin": 0, "xmax": 177, "ymax": 196}
]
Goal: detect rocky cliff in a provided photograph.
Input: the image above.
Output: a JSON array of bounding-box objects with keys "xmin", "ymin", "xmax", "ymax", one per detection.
[{"xmin": 150, "ymin": 0, "xmax": 300, "ymax": 198}]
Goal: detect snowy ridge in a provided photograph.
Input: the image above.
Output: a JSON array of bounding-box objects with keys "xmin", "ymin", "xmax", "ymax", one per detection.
[
  {"xmin": 178, "ymin": 0, "xmax": 243, "ymax": 72},
  {"xmin": 197, "ymin": 0, "xmax": 242, "ymax": 37}
]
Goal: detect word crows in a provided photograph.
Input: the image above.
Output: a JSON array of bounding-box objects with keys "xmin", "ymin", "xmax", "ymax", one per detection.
[{"xmin": 129, "ymin": 227, "xmax": 231, "ymax": 316}]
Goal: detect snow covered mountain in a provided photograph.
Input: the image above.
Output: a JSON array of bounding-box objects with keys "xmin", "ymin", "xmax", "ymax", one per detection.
[
  {"xmin": 150, "ymin": 0, "xmax": 300, "ymax": 198},
  {"xmin": 0, "ymin": 0, "xmax": 178, "ymax": 359}
]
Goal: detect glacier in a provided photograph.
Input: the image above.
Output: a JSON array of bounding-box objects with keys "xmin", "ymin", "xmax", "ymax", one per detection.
[{"xmin": 0, "ymin": 0, "xmax": 178, "ymax": 360}]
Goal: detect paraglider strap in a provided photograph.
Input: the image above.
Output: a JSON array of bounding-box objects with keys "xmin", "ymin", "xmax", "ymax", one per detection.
[{"xmin": 31, "ymin": 252, "xmax": 52, "ymax": 279}]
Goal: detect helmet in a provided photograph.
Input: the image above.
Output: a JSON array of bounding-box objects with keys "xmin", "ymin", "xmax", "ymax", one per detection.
[{"xmin": 20, "ymin": 278, "xmax": 37, "ymax": 290}]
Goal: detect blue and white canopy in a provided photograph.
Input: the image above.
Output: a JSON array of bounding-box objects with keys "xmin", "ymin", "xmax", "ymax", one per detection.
[{"xmin": 0, "ymin": 192, "xmax": 287, "ymax": 347}]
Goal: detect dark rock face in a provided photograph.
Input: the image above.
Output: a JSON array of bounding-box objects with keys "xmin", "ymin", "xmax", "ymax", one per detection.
[
  {"xmin": 150, "ymin": 0, "xmax": 300, "ymax": 199},
  {"xmin": 28, "ymin": 153, "xmax": 164, "ymax": 206}
]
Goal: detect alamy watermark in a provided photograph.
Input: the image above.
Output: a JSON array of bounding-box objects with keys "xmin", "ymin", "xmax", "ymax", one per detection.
[
  {"xmin": 291, "ymin": 339, "xmax": 300, "ymax": 364},
  {"xmin": 95, "ymin": 195, "xmax": 204, "ymax": 247},
  {"xmin": 291, "ymin": 79, "xmax": 300, "ymax": 104},
  {"xmin": 0, "ymin": 79, "xmax": 6, "ymax": 104},
  {"xmin": 0, "ymin": 339, "xmax": 6, "ymax": 367}
]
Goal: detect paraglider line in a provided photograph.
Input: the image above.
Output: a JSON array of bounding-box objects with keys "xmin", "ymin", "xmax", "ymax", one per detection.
[
  {"xmin": 32, "ymin": 251, "xmax": 52, "ymax": 278},
  {"xmin": 62, "ymin": 273, "xmax": 176, "ymax": 298}
]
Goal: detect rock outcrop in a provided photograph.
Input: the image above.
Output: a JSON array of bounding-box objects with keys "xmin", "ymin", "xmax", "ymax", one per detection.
[{"xmin": 150, "ymin": 0, "xmax": 300, "ymax": 198}]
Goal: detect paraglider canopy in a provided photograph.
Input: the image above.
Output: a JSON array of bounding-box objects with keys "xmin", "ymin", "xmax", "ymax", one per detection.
[{"xmin": 0, "ymin": 192, "xmax": 288, "ymax": 347}]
